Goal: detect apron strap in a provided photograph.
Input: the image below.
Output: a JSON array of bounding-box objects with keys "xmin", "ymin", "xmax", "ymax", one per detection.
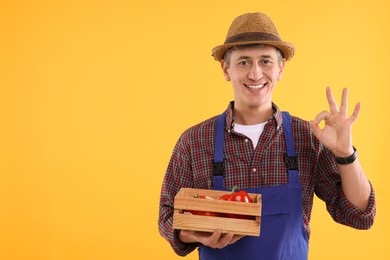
[
  {"xmin": 281, "ymin": 112, "xmax": 300, "ymax": 183},
  {"xmin": 212, "ymin": 112, "xmax": 226, "ymax": 190}
]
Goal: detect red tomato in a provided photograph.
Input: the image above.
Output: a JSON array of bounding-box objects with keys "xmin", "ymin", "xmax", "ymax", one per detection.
[
  {"xmin": 219, "ymin": 186, "xmax": 253, "ymax": 219},
  {"xmin": 186, "ymin": 210, "xmax": 220, "ymax": 217},
  {"xmin": 230, "ymin": 190, "xmax": 253, "ymax": 203},
  {"xmin": 219, "ymin": 194, "xmax": 231, "ymax": 201},
  {"xmin": 185, "ymin": 194, "xmax": 220, "ymax": 217}
]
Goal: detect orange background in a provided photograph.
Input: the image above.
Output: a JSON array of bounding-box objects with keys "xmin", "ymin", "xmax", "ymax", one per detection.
[{"xmin": 1, "ymin": 0, "xmax": 389, "ymax": 259}]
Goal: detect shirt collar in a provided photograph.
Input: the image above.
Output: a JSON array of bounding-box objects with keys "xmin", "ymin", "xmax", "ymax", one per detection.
[{"xmin": 225, "ymin": 101, "xmax": 283, "ymax": 131}]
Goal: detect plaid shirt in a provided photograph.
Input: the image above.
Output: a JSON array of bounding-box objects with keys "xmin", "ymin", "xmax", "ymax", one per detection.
[{"xmin": 158, "ymin": 102, "xmax": 376, "ymax": 256}]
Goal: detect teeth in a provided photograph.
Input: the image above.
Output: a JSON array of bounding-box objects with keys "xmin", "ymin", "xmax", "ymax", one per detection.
[{"xmin": 246, "ymin": 84, "xmax": 265, "ymax": 90}]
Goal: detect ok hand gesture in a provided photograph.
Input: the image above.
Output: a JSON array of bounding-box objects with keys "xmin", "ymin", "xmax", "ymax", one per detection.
[{"xmin": 309, "ymin": 87, "xmax": 359, "ymax": 157}]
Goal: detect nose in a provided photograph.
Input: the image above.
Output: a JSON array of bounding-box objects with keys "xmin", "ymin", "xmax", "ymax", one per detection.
[{"xmin": 248, "ymin": 63, "xmax": 263, "ymax": 81}]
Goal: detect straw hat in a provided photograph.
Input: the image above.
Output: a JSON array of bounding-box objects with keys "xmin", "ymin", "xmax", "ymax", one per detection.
[{"xmin": 212, "ymin": 12, "xmax": 295, "ymax": 61}]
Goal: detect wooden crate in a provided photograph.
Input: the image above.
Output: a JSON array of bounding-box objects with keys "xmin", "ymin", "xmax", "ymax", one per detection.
[{"xmin": 173, "ymin": 188, "xmax": 262, "ymax": 236}]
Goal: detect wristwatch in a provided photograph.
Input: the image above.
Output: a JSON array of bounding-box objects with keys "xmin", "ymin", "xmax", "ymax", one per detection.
[{"xmin": 335, "ymin": 146, "xmax": 358, "ymax": 165}]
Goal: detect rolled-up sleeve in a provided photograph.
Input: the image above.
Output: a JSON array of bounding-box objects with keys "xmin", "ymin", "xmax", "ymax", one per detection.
[
  {"xmin": 334, "ymin": 182, "xmax": 376, "ymax": 229},
  {"xmin": 158, "ymin": 135, "xmax": 199, "ymax": 256},
  {"xmin": 315, "ymin": 148, "xmax": 376, "ymax": 230}
]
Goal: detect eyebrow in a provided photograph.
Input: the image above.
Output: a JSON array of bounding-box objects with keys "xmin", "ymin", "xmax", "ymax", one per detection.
[{"xmin": 236, "ymin": 55, "xmax": 274, "ymax": 60}]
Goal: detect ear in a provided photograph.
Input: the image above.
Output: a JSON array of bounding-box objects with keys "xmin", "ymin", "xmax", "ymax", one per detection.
[
  {"xmin": 221, "ymin": 60, "xmax": 231, "ymax": 81},
  {"xmin": 277, "ymin": 59, "xmax": 286, "ymax": 81}
]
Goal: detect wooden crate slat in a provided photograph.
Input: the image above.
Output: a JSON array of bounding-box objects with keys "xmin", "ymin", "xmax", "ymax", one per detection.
[
  {"xmin": 174, "ymin": 196, "xmax": 261, "ymax": 216},
  {"xmin": 173, "ymin": 213, "xmax": 260, "ymax": 236}
]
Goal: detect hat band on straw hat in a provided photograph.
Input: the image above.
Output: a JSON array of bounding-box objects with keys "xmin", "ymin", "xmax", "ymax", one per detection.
[{"xmin": 225, "ymin": 32, "xmax": 281, "ymax": 44}]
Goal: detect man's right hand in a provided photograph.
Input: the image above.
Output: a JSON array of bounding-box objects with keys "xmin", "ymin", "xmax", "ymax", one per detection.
[{"xmin": 179, "ymin": 229, "xmax": 244, "ymax": 249}]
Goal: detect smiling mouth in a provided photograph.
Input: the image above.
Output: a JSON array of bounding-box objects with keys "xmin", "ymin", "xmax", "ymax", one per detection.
[{"xmin": 244, "ymin": 83, "xmax": 266, "ymax": 90}]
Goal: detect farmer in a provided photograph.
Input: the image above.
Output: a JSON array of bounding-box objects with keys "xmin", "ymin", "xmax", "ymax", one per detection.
[{"xmin": 158, "ymin": 12, "xmax": 375, "ymax": 259}]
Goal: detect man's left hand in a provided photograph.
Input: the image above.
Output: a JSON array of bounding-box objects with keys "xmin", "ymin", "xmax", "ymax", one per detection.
[{"xmin": 309, "ymin": 87, "xmax": 359, "ymax": 157}]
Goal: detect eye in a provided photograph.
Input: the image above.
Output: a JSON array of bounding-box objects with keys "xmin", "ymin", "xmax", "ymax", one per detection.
[
  {"xmin": 238, "ymin": 60, "xmax": 249, "ymax": 66},
  {"xmin": 261, "ymin": 59, "xmax": 272, "ymax": 65}
]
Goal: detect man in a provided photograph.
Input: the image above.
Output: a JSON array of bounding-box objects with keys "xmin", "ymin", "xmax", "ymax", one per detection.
[{"xmin": 158, "ymin": 12, "xmax": 375, "ymax": 259}]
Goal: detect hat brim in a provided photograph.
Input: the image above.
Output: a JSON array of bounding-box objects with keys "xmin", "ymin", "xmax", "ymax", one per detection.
[{"xmin": 212, "ymin": 41, "xmax": 295, "ymax": 61}]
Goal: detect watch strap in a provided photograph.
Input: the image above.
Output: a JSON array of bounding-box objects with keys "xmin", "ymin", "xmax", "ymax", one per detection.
[{"xmin": 335, "ymin": 146, "xmax": 358, "ymax": 165}]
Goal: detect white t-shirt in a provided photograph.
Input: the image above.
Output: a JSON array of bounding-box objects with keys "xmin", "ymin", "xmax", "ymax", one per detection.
[{"xmin": 234, "ymin": 122, "xmax": 267, "ymax": 149}]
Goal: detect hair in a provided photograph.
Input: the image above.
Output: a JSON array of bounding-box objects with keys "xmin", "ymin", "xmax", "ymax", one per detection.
[{"xmin": 222, "ymin": 44, "xmax": 283, "ymax": 66}]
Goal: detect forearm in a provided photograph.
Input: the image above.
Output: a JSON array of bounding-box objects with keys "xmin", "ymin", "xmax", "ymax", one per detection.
[{"xmin": 338, "ymin": 158, "xmax": 371, "ymax": 211}]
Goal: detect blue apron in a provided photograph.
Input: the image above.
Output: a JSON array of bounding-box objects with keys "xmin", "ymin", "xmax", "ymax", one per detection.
[{"xmin": 198, "ymin": 112, "xmax": 309, "ymax": 260}]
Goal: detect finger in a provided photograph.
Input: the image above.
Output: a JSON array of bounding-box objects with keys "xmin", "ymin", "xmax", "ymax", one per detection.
[
  {"xmin": 216, "ymin": 232, "xmax": 234, "ymax": 248},
  {"xmin": 349, "ymin": 102, "xmax": 361, "ymax": 124},
  {"xmin": 326, "ymin": 87, "xmax": 339, "ymax": 114},
  {"xmin": 180, "ymin": 230, "xmax": 194, "ymax": 237},
  {"xmin": 179, "ymin": 230, "xmax": 197, "ymax": 243},
  {"xmin": 314, "ymin": 110, "xmax": 331, "ymax": 124},
  {"xmin": 339, "ymin": 88, "xmax": 348, "ymax": 116},
  {"xmin": 309, "ymin": 120, "xmax": 322, "ymax": 139},
  {"xmin": 207, "ymin": 228, "xmax": 223, "ymax": 245}
]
